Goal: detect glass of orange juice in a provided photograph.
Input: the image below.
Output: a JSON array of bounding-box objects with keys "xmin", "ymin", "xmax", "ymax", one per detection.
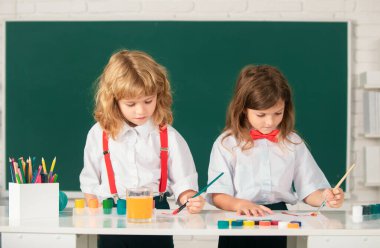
[{"xmin": 126, "ymin": 187, "xmax": 153, "ymax": 222}]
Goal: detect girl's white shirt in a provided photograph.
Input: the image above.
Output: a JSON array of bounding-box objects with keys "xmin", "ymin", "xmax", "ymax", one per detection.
[
  {"xmin": 206, "ymin": 132, "xmax": 331, "ymax": 205},
  {"xmin": 80, "ymin": 119, "xmax": 198, "ymax": 202}
]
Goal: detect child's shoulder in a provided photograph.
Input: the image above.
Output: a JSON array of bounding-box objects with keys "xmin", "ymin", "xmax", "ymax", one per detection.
[
  {"xmin": 214, "ymin": 131, "xmax": 239, "ymax": 148},
  {"xmin": 284, "ymin": 132, "xmax": 304, "ymax": 144},
  {"xmin": 87, "ymin": 122, "xmax": 103, "ymax": 136}
]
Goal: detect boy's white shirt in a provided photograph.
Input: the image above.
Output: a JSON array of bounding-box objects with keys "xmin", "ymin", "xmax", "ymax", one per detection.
[
  {"xmin": 206, "ymin": 132, "xmax": 331, "ymax": 205},
  {"xmin": 80, "ymin": 119, "xmax": 198, "ymax": 202}
]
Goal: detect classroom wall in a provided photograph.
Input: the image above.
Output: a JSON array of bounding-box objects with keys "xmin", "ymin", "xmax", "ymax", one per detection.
[{"xmin": 0, "ymin": 1, "xmax": 380, "ymax": 246}]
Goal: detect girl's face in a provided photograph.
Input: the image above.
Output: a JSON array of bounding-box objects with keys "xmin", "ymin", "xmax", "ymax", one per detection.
[
  {"xmin": 118, "ymin": 94, "xmax": 157, "ymax": 126},
  {"xmin": 246, "ymin": 99, "xmax": 285, "ymax": 134}
]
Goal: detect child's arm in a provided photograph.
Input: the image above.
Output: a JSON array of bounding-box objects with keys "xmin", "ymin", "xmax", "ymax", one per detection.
[
  {"xmin": 178, "ymin": 190, "xmax": 205, "ymax": 214},
  {"xmin": 212, "ymin": 193, "xmax": 273, "ymax": 216},
  {"xmin": 84, "ymin": 193, "xmax": 98, "ymax": 206},
  {"xmin": 304, "ymin": 188, "xmax": 344, "ymax": 208}
]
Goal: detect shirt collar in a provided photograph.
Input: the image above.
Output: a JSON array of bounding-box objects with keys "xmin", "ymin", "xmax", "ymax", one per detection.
[
  {"xmin": 117, "ymin": 118, "xmax": 156, "ymax": 140},
  {"xmin": 134, "ymin": 118, "xmax": 156, "ymax": 138}
]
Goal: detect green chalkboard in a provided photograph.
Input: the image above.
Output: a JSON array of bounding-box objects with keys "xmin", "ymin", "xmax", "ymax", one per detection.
[{"xmin": 5, "ymin": 21, "xmax": 348, "ymax": 192}]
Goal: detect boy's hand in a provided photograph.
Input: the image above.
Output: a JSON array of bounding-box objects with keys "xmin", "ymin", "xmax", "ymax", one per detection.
[
  {"xmin": 324, "ymin": 188, "xmax": 344, "ymax": 208},
  {"xmin": 235, "ymin": 199, "xmax": 273, "ymax": 217},
  {"xmin": 186, "ymin": 195, "xmax": 206, "ymax": 214}
]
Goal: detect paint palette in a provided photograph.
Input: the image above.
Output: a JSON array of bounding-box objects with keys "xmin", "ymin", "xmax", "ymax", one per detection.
[{"xmin": 217, "ymin": 219, "xmax": 301, "ymax": 229}]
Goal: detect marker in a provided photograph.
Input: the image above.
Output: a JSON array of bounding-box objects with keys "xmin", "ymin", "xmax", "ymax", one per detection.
[{"xmin": 172, "ymin": 172, "xmax": 224, "ymax": 215}]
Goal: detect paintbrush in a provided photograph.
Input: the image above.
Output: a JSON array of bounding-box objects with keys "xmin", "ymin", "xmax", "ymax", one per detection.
[
  {"xmin": 172, "ymin": 172, "xmax": 224, "ymax": 215},
  {"xmin": 315, "ymin": 163, "xmax": 356, "ymax": 214}
]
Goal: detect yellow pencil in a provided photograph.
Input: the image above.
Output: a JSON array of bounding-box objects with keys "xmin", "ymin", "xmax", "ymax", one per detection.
[
  {"xmin": 50, "ymin": 157, "xmax": 56, "ymax": 173},
  {"xmin": 42, "ymin": 157, "xmax": 47, "ymax": 174}
]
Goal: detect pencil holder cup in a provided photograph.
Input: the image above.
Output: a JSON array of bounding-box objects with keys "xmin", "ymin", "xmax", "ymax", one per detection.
[{"xmin": 9, "ymin": 183, "xmax": 59, "ymax": 219}]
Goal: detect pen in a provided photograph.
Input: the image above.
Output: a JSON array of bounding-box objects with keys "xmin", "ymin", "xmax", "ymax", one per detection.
[
  {"xmin": 172, "ymin": 172, "xmax": 224, "ymax": 215},
  {"xmin": 315, "ymin": 163, "xmax": 356, "ymax": 214}
]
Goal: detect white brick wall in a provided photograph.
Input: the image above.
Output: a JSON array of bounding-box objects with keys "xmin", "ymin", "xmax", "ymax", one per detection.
[{"xmin": 1, "ymin": 1, "xmax": 380, "ymax": 247}]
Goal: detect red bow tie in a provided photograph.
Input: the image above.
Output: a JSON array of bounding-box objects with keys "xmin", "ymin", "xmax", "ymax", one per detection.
[{"xmin": 250, "ymin": 129, "xmax": 280, "ymax": 143}]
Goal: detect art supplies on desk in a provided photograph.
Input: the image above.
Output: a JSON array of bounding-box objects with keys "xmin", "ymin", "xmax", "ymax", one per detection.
[
  {"xmin": 352, "ymin": 203, "xmax": 380, "ymax": 223},
  {"xmin": 172, "ymin": 172, "xmax": 224, "ymax": 215},
  {"xmin": 8, "ymin": 156, "xmax": 59, "ymax": 184},
  {"xmin": 8, "ymin": 155, "xmax": 61, "ymax": 219}
]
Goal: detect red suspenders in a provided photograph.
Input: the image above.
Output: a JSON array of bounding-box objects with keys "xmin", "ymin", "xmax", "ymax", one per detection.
[
  {"xmin": 102, "ymin": 126, "xmax": 168, "ymax": 202},
  {"xmin": 102, "ymin": 131, "xmax": 117, "ymax": 201},
  {"xmin": 158, "ymin": 126, "xmax": 168, "ymax": 194}
]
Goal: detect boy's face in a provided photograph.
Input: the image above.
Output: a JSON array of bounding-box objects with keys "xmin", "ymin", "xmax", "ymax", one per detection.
[
  {"xmin": 246, "ymin": 100, "xmax": 285, "ymax": 134},
  {"xmin": 118, "ymin": 94, "xmax": 157, "ymax": 126}
]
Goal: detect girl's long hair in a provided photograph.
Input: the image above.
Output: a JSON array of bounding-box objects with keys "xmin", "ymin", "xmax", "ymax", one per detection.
[
  {"xmin": 223, "ymin": 65, "xmax": 295, "ymax": 150},
  {"xmin": 94, "ymin": 50, "xmax": 173, "ymax": 138}
]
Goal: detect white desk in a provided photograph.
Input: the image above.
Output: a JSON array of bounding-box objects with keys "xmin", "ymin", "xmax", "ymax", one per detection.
[{"xmin": 1, "ymin": 206, "xmax": 380, "ymax": 248}]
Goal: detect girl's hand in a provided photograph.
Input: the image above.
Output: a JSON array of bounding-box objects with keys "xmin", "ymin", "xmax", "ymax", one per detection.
[
  {"xmin": 324, "ymin": 188, "xmax": 344, "ymax": 208},
  {"xmin": 186, "ymin": 195, "xmax": 206, "ymax": 214},
  {"xmin": 235, "ymin": 199, "xmax": 273, "ymax": 216}
]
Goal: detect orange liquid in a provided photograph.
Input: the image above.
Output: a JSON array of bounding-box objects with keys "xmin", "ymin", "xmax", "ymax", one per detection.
[{"xmin": 127, "ymin": 196, "xmax": 153, "ymax": 220}]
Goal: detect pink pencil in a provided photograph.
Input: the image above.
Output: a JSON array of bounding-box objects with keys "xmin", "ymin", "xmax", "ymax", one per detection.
[{"xmin": 33, "ymin": 165, "xmax": 42, "ymax": 183}]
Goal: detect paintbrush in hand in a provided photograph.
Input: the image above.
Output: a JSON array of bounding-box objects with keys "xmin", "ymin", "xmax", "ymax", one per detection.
[
  {"xmin": 172, "ymin": 172, "xmax": 224, "ymax": 215},
  {"xmin": 315, "ymin": 163, "xmax": 356, "ymax": 214}
]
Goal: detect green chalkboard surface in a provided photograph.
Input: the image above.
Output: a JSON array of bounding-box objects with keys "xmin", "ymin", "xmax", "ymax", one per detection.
[{"xmin": 5, "ymin": 21, "xmax": 348, "ymax": 192}]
